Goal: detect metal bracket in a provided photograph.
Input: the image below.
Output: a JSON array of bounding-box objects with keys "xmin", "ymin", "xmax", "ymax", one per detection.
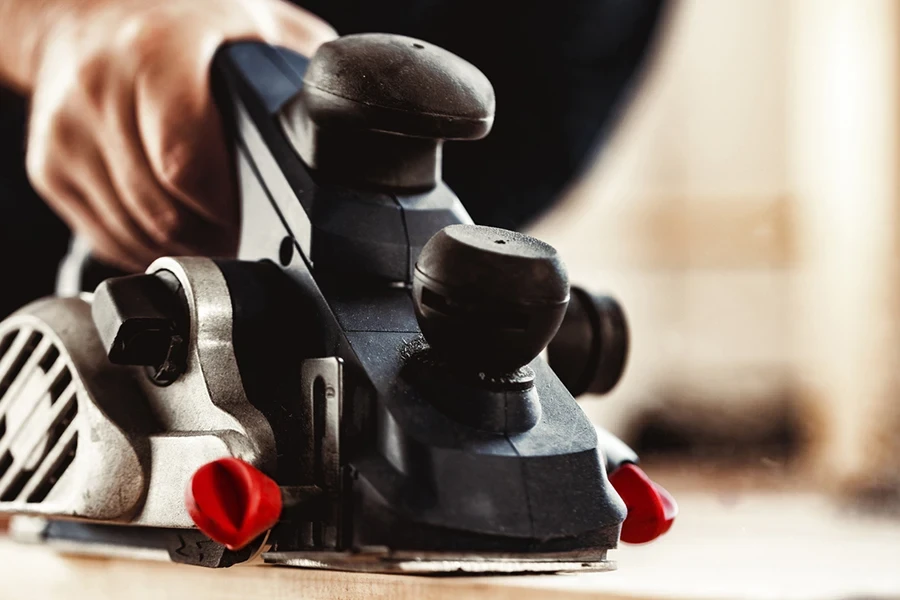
[{"xmin": 296, "ymin": 357, "xmax": 342, "ymax": 549}]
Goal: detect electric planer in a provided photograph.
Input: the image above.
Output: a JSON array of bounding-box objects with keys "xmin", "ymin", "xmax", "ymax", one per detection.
[{"xmin": 0, "ymin": 33, "xmax": 675, "ymax": 573}]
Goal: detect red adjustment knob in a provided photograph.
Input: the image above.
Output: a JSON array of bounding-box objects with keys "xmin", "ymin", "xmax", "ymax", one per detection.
[
  {"xmin": 185, "ymin": 458, "xmax": 283, "ymax": 551},
  {"xmin": 608, "ymin": 463, "xmax": 677, "ymax": 544}
]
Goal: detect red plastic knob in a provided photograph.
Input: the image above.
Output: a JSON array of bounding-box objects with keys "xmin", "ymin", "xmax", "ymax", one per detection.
[
  {"xmin": 608, "ymin": 462, "xmax": 677, "ymax": 544},
  {"xmin": 185, "ymin": 458, "xmax": 283, "ymax": 551}
]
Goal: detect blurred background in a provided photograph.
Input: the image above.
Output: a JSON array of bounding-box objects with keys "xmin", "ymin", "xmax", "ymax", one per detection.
[
  {"xmin": 528, "ymin": 1, "xmax": 900, "ymax": 595},
  {"xmin": 534, "ymin": 0, "xmax": 900, "ymax": 493}
]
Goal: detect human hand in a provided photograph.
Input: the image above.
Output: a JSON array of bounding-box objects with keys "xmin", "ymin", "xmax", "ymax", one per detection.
[{"xmin": 19, "ymin": 0, "xmax": 336, "ymax": 270}]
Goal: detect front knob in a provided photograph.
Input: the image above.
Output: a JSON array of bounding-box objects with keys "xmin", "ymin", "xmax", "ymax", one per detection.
[
  {"xmin": 413, "ymin": 224, "xmax": 570, "ymax": 373},
  {"xmin": 298, "ymin": 34, "xmax": 495, "ymax": 191}
]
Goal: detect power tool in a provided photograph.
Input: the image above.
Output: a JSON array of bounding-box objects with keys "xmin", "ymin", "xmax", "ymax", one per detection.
[{"xmin": 0, "ymin": 34, "xmax": 675, "ymax": 573}]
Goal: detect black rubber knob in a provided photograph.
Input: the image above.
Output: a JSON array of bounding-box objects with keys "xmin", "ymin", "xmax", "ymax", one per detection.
[
  {"xmin": 413, "ymin": 224, "xmax": 570, "ymax": 373},
  {"xmin": 303, "ymin": 34, "xmax": 495, "ymax": 140},
  {"xmin": 299, "ymin": 34, "xmax": 496, "ymax": 191},
  {"xmin": 547, "ymin": 288, "xmax": 629, "ymax": 397}
]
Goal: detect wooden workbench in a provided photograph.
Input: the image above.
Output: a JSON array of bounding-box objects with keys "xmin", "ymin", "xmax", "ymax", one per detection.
[{"xmin": 2, "ymin": 469, "xmax": 899, "ymax": 600}]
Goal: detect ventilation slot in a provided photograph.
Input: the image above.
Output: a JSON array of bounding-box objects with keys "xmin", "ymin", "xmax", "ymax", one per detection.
[
  {"xmin": 0, "ymin": 327, "xmax": 79, "ymax": 505},
  {"xmin": 26, "ymin": 436, "xmax": 78, "ymax": 503},
  {"xmin": 0, "ymin": 330, "xmax": 43, "ymax": 400},
  {"xmin": 0, "ymin": 331, "xmax": 16, "ymax": 363}
]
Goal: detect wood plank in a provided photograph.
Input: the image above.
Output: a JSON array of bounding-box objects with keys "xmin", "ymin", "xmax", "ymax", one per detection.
[
  {"xmin": 1, "ymin": 469, "xmax": 899, "ymax": 600},
  {"xmin": 0, "ymin": 538, "xmax": 634, "ymax": 600}
]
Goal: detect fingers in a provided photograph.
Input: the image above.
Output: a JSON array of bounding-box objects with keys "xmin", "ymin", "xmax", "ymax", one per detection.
[
  {"xmin": 26, "ymin": 79, "xmax": 155, "ymax": 271},
  {"xmin": 67, "ymin": 141, "xmax": 167, "ymax": 265},
  {"xmin": 125, "ymin": 2, "xmax": 337, "ymax": 255},
  {"xmin": 23, "ymin": 0, "xmax": 337, "ymax": 267},
  {"xmin": 55, "ymin": 190, "xmax": 148, "ymax": 273},
  {"xmin": 106, "ymin": 71, "xmax": 235, "ymax": 257},
  {"xmin": 31, "ymin": 174, "xmax": 149, "ymax": 273},
  {"xmin": 90, "ymin": 22, "xmax": 239, "ymax": 259},
  {"xmin": 130, "ymin": 28, "xmax": 238, "ymax": 233},
  {"xmin": 108, "ymin": 113, "xmax": 239, "ymax": 258}
]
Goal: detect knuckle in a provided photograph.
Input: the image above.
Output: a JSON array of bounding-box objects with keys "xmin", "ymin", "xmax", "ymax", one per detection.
[
  {"xmin": 30, "ymin": 74, "xmax": 89, "ymax": 156},
  {"xmin": 75, "ymin": 53, "xmax": 113, "ymax": 106},
  {"xmin": 46, "ymin": 111, "xmax": 81, "ymax": 154},
  {"xmin": 116, "ymin": 10, "xmax": 178, "ymax": 65}
]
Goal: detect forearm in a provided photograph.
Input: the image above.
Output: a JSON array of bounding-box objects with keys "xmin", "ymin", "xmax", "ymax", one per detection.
[{"xmin": 0, "ymin": 0, "xmax": 77, "ymax": 92}]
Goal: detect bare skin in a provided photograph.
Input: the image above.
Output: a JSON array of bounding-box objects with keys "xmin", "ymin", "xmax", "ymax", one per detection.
[{"xmin": 0, "ymin": 0, "xmax": 336, "ymax": 270}]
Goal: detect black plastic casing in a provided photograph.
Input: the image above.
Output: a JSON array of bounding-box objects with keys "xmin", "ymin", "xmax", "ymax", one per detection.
[{"xmin": 209, "ymin": 41, "xmax": 627, "ymax": 555}]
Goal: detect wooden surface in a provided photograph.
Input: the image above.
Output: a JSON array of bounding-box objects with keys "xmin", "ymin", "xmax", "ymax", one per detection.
[{"xmin": 2, "ymin": 470, "xmax": 899, "ymax": 600}]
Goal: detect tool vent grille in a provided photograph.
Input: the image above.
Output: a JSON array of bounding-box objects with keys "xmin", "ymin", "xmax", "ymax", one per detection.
[{"xmin": 0, "ymin": 326, "xmax": 79, "ymax": 505}]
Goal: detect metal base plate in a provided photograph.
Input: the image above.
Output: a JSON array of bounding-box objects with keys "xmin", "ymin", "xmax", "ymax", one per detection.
[
  {"xmin": 262, "ymin": 550, "xmax": 614, "ymax": 575},
  {"xmin": 11, "ymin": 517, "xmax": 614, "ymax": 575}
]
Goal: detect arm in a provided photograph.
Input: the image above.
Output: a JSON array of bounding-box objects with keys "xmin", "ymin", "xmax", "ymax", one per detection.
[{"xmin": 0, "ymin": 0, "xmax": 336, "ymax": 270}]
